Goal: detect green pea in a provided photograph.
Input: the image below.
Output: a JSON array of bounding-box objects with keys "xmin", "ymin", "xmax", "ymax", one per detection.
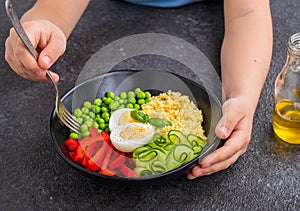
[
  {"xmin": 114, "ymin": 96, "xmax": 121, "ymax": 101},
  {"xmin": 89, "ymin": 111, "xmax": 95, "ymax": 119},
  {"xmin": 81, "ymin": 107, "xmax": 89, "ymax": 115},
  {"xmin": 119, "ymin": 99, "xmax": 125, "ymax": 105},
  {"xmin": 137, "ymin": 91, "xmax": 146, "ymax": 99},
  {"xmin": 83, "ymin": 101, "xmax": 92, "ymax": 109},
  {"xmin": 138, "ymin": 99, "xmax": 145, "ymax": 105},
  {"xmin": 102, "ymin": 96, "xmax": 107, "ymax": 102},
  {"xmin": 73, "ymin": 109, "xmax": 82, "ymax": 117},
  {"xmin": 83, "ymin": 115, "xmax": 91, "ymax": 122},
  {"xmin": 80, "ymin": 124, "xmax": 89, "ymax": 132},
  {"xmin": 93, "ymin": 122, "xmax": 99, "ymax": 129},
  {"xmin": 69, "ymin": 132, "xmax": 79, "ymax": 139},
  {"xmin": 105, "ymin": 127, "xmax": 110, "ymax": 133},
  {"xmin": 104, "ymin": 116, "xmax": 110, "ymax": 123},
  {"xmin": 126, "ymin": 103, "xmax": 134, "ymax": 109},
  {"xmin": 96, "ymin": 117, "xmax": 105, "ymax": 124},
  {"xmin": 106, "ymin": 91, "xmax": 115, "ymax": 99},
  {"xmin": 134, "ymin": 88, "xmax": 142, "ymax": 94},
  {"xmin": 145, "ymin": 99, "xmax": 150, "ymax": 103},
  {"xmin": 92, "ymin": 105, "xmax": 101, "ymax": 114},
  {"xmin": 128, "ymin": 98, "xmax": 136, "ymax": 104},
  {"xmin": 101, "ymin": 107, "xmax": 108, "ymax": 113},
  {"xmin": 128, "ymin": 91, "xmax": 135, "ymax": 99},
  {"xmin": 119, "ymin": 92, "xmax": 127, "ymax": 99},
  {"xmin": 133, "ymin": 104, "xmax": 141, "ymax": 110},
  {"xmin": 110, "ymin": 101, "xmax": 119, "ymax": 111},
  {"xmin": 97, "ymin": 129, "xmax": 103, "ymax": 134},
  {"xmin": 145, "ymin": 91, "xmax": 151, "ymax": 99},
  {"xmin": 102, "ymin": 112, "xmax": 110, "ymax": 119},
  {"xmin": 118, "ymin": 104, "xmax": 125, "ymax": 109},
  {"xmin": 99, "ymin": 123, "xmax": 106, "ymax": 130},
  {"xmin": 76, "ymin": 117, "xmax": 83, "ymax": 124},
  {"xmin": 81, "ymin": 114, "xmax": 86, "ymax": 121},
  {"xmin": 82, "ymin": 131, "xmax": 90, "ymax": 137},
  {"xmin": 93, "ymin": 98, "xmax": 102, "ymax": 106},
  {"xmin": 104, "ymin": 98, "xmax": 112, "ymax": 105},
  {"xmin": 85, "ymin": 120, "xmax": 93, "ymax": 127}
]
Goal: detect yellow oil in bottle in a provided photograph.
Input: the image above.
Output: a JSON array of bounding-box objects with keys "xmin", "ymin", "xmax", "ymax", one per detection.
[{"xmin": 272, "ymin": 99, "xmax": 300, "ymax": 144}]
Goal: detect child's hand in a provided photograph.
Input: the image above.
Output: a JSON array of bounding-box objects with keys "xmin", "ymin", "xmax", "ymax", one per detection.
[
  {"xmin": 187, "ymin": 97, "xmax": 254, "ymax": 179},
  {"xmin": 5, "ymin": 19, "xmax": 66, "ymax": 82}
]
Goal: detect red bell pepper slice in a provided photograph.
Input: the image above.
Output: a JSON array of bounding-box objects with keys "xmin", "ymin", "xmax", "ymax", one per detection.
[
  {"xmin": 82, "ymin": 155, "xmax": 90, "ymax": 168},
  {"xmin": 73, "ymin": 145, "xmax": 85, "ymax": 163},
  {"xmin": 84, "ymin": 141, "xmax": 101, "ymax": 158},
  {"xmin": 64, "ymin": 127, "xmax": 139, "ymax": 177},
  {"xmin": 110, "ymin": 149, "xmax": 120, "ymax": 161},
  {"xmin": 64, "ymin": 138, "xmax": 78, "ymax": 146},
  {"xmin": 87, "ymin": 160, "xmax": 100, "ymax": 171},
  {"xmin": 126, "ymin": 153, "xmax": 135, "ymax": 167},
  {"xmin": 100, "ymin": 144, "xmax": 114, "ymax": 170},
  {"xmin": 82, "ymin": 141, "xmax": 101, "ymax": 168},
  {"xmin": 100, "ymin": 131, "xmax": 110, "ymax": 143},
  {"xmin": 60, "ymin": 144, "xmax": 70, "ymax": 157},
  {"xmin": 79, "ymin": 136, "xmax": 102, "ymax": 150},
  {"xmin": 89, "ymin": 126, "xmax": 99, "ymax": 138},
  {"xmin": 69, "ymin": 152, "xmax": 76, "ymax": 160},
  {"xmin": 64, "ymin": 138, "xmax": 79, "ymax": 151},
  {"xmin": 99, "ymin": 168, "xmax": 116, "ymax": 176},
  {"xmin": 109, "ymin": 152, "xmax": 126, "ymax": 170},
  {"xmin": 89, "ymin": 141, "xmax": 109, "ymax": 169},
  {"xmin": 118, "ymin": 164, "xmax": 136, "ymax": 177}
]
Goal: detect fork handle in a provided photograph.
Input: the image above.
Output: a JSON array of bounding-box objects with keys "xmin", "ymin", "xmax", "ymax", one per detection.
[{"xmin": 5, "ymin": 0, "xmax": 39, "ymax": 60}]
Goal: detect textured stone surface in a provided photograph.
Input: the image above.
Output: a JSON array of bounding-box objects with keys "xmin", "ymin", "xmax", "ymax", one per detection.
[{"xmin": 0, "ymin": 0, "xmax": 299, "ymax": 210}]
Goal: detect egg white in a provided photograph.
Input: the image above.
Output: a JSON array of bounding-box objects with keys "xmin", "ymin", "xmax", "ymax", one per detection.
[
  {"xmin": 110, "ymin": 122, "xmax": 154, "ymax": 152},
  {"xmin": 109, "ymin": 108, "xmax": 133, "ymax": 131}
]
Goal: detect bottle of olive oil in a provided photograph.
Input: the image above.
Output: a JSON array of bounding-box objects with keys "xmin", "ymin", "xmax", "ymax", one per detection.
[{"xmin": 272, "ymin": 32, "xmax": 300, "ymax": 144}]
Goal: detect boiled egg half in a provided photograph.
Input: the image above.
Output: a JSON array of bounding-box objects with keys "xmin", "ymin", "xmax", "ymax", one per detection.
[{"xmin": 109, "ymin": 108, "xmax": 154, "ymax": 152}]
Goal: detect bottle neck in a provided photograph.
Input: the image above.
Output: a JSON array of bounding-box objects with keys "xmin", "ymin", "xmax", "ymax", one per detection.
[
  {"xmin": 288, "ymin": 32, "xmax": 300, "ymax": 58},
  {"xmin": 286, "ymin": 32, "xmax": 300, "ymax": 72}
]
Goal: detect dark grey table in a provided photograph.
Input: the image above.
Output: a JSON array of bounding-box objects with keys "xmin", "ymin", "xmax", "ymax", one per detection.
[{"xmin": 1, "ymin": 0, "xmax": 299, "ymax": 210}]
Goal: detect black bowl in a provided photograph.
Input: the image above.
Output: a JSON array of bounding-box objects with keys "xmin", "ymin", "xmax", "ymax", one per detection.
[{"xmin": 50, "ymin": 70, "xmax": 222, "ymax": 186}]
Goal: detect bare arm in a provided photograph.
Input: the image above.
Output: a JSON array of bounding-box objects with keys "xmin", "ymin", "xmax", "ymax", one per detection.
[
  {"xmin": 188, "ymin": 0, "xmax": 273, "ymax": 179},
  {"xmin": 222, "ymin": 0, "xmax": 273, "ymax": 110}
]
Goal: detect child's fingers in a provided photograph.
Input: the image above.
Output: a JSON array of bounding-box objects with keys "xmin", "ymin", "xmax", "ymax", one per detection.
[
  {"xmin": 5, "ymin": 36, "xmax": 35, "ymax": 80},
  {"xmin": 215, "ymin": 99, "xmax": 245, "ymax": 139},
  {"xmin": 21, "ymin": 20, "xmax": 66, "ymax": 72},
  {"xmin": 187, "ymin": 150, "xmax": 241, "ymax": 180},
  {"xmin": 38, "ymin": 28, "xmax": 66, "ymax": 70},
  {"xmin": 5, "ymin": 20, "xmax": 66, "ymax": 82},
  {"xmin": 187, "ymin": 165, "xmax": 202, "ymax": 180},
  {"xmin": 35, "ymin": 70, "xmax": 60, "ymax": 82},
  {"xmin": 202, "ymin": 123, "xmax": 249, "ymax": 165},
  {"xmin": 187, "ymin": 120, "xmax": 250, "ymax": 180}
]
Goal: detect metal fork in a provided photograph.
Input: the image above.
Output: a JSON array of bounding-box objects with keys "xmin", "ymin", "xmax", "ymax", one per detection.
[{"xmin": 5, "ymin": 0, "xmax": 81, "ymax": 134}]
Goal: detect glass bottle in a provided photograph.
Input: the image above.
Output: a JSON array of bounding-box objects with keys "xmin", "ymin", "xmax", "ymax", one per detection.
[{"xmin": 272, "ymin": 32, "xmax": 300, "ymax": 144}]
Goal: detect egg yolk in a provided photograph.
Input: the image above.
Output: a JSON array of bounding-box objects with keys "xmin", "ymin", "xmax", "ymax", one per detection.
[
  {"xmin": 118, "ymin": 110, "xmax": 138, "ymax": 125},
  {"xmin": 120, "ymin": 126, "xmax": 149, "ymax": 140}
]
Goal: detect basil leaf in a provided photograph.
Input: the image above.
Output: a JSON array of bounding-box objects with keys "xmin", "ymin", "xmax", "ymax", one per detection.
[
  {"xmin": 149, "ymin": 118, "xmax": 172, "ymax": 128},
  {"xmin": 131, "ymin": 110, "xmax": 149, "ymax": 123}
]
